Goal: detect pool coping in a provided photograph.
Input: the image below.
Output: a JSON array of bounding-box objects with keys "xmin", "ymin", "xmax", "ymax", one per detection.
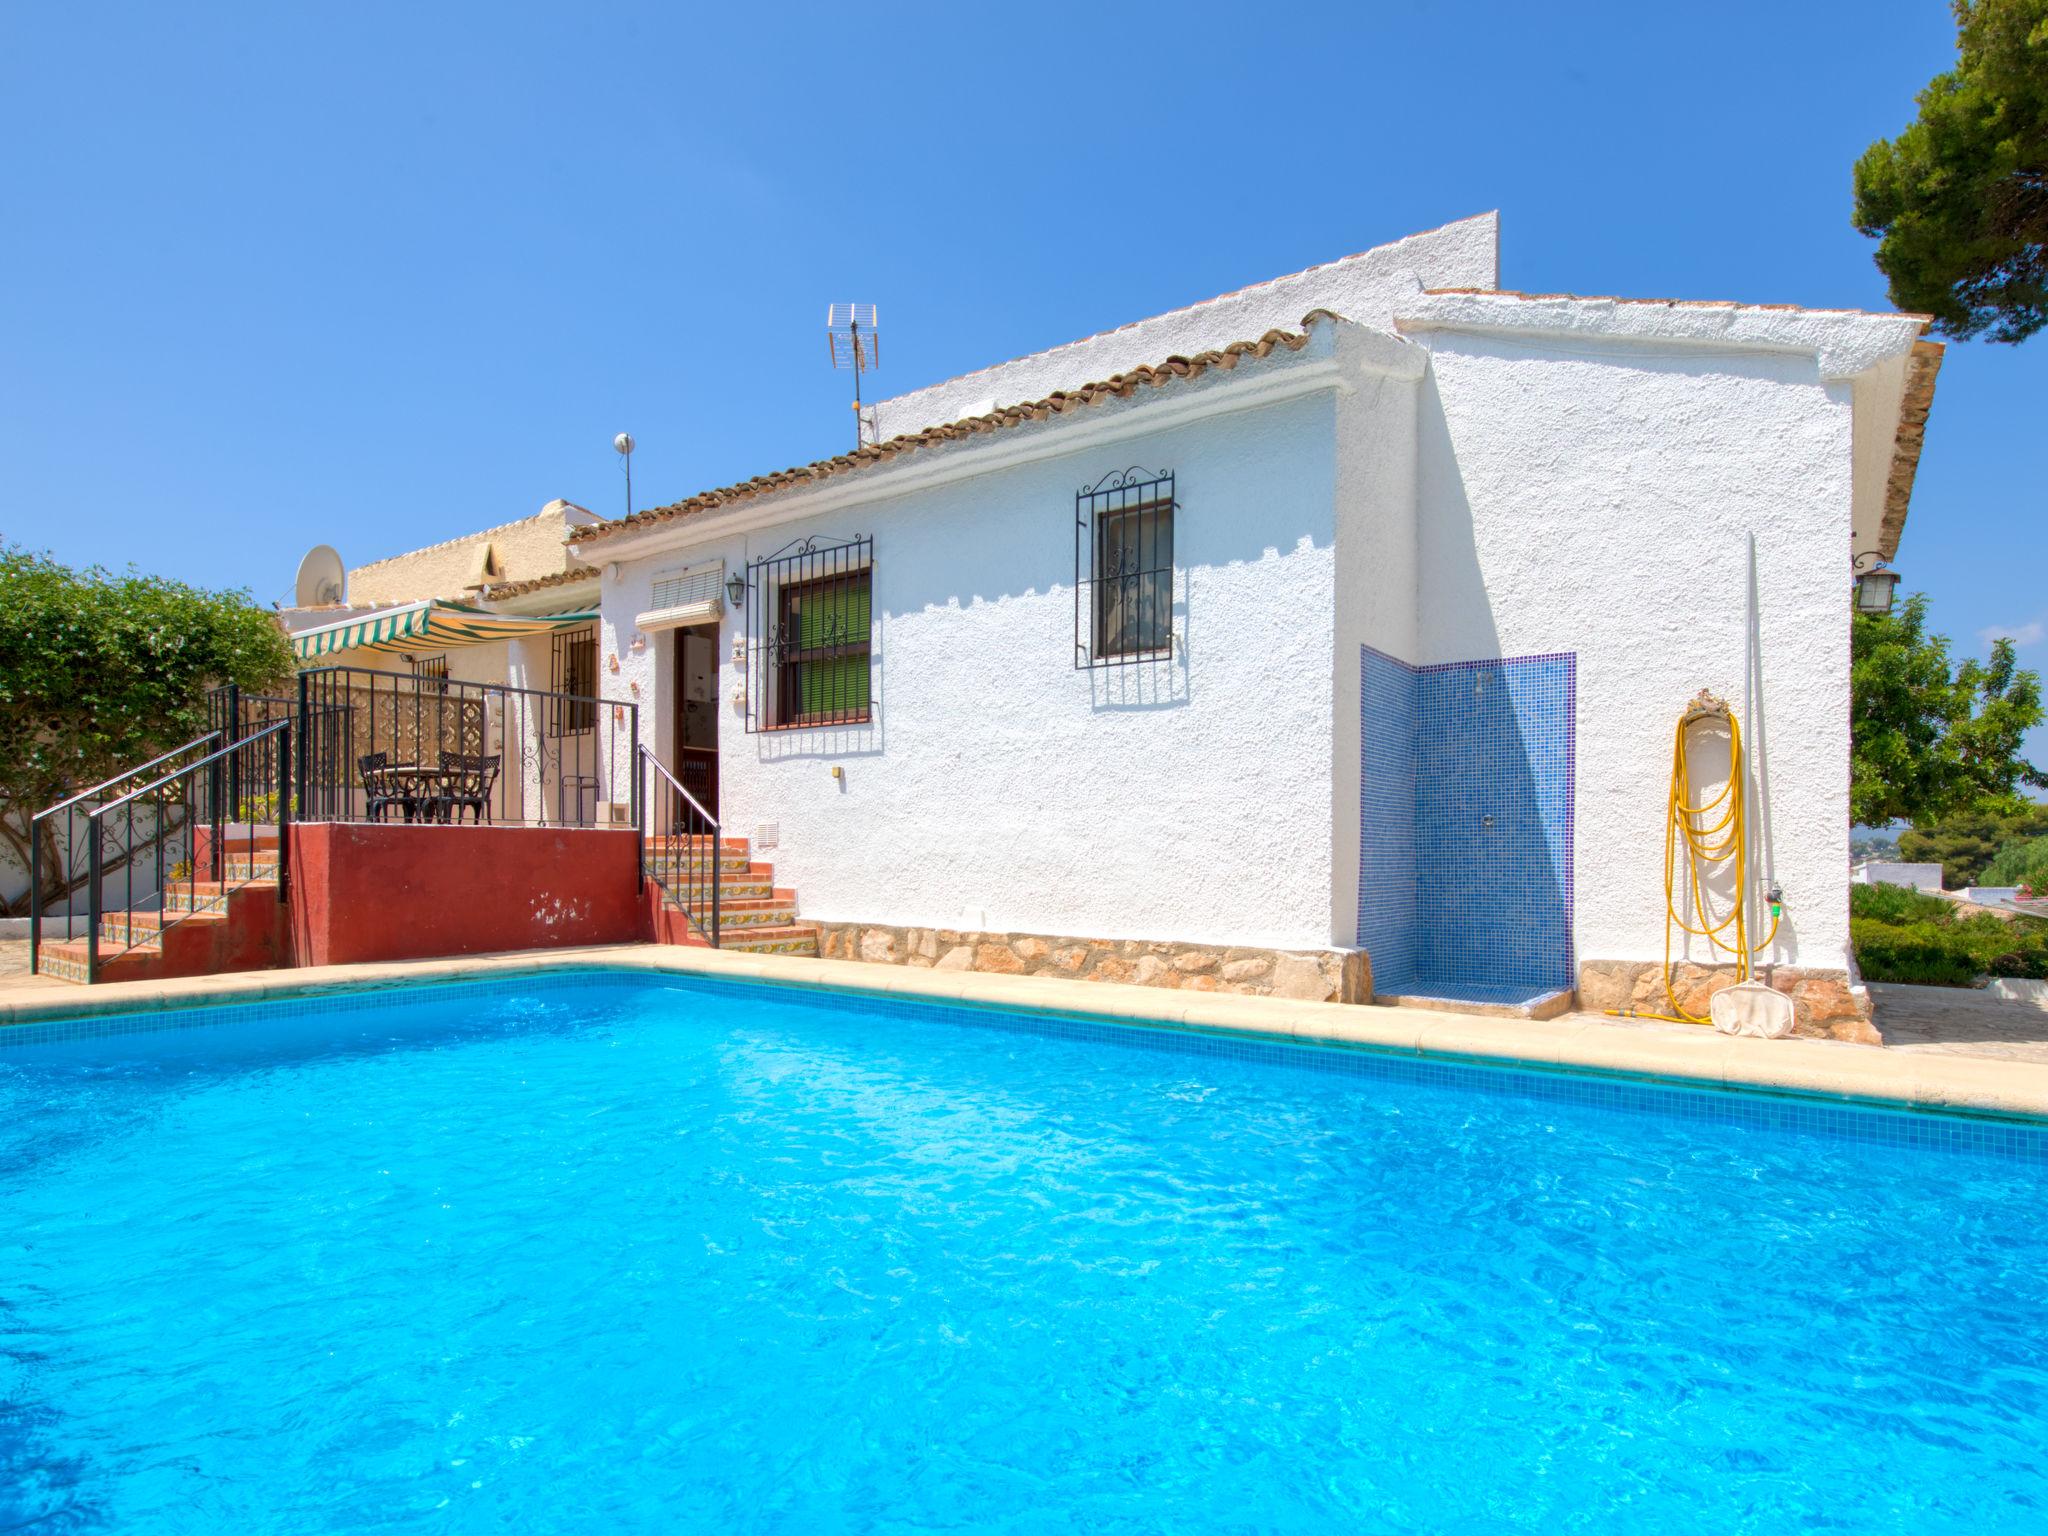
[{"xmin": 6, "ymin": 943, "xmax": 2048, "ymax": 1123}]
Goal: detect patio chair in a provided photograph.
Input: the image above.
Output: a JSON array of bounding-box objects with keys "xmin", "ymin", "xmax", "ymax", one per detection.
[
  {"xmin": 359, "ymin": 752, "xmax": 412, "ymax": 823},
  {"xmin": 434, "ymin": 751, "xmax": 500, "ymax": 824}
]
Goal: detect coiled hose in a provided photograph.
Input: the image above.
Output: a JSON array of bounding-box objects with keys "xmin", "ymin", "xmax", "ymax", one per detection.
[{"xmin": 1612, "ymin": 691, "xmax": 1780, "ymax": 1025}]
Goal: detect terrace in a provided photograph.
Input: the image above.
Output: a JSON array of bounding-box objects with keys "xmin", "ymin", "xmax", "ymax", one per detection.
[{"xmin": 26, "ymin": 667, "xmax": 675, "ymax": 983}]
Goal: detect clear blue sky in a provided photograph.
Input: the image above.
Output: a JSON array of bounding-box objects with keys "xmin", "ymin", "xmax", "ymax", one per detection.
[{"xmin": 2, "ymin": 2, "xmax": 2041, "ymax": 756}]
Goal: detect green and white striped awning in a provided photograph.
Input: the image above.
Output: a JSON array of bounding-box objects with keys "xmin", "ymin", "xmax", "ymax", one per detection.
[{"xmin": 292, "ymin": 600, "xmax": 597, "ymax": 661}]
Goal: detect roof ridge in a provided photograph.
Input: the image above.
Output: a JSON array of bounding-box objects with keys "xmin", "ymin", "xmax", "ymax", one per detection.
[
  {"xmin": 573, "ymin": 315, "xmax": 1337, "ymax": 547},
  {"xmin": 1421, "ymin": 287, "xmax": 1934, "ymax": 323},
  {"xmin": 875, "ymin": 214, "xmax": 1493, "ymax": 409},
  {"xmin": 350, "ymin": 505, "xmax": 574, "ymax": 573}
]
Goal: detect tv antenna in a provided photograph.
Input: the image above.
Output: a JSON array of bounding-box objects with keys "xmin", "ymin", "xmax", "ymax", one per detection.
[
  {"xmin": 613, "ymin": 432, "xmax": 635, "ymax": 519},
  {"xmin": 826, "ymin": 303, "xmax": 879, "ymax": 449}
]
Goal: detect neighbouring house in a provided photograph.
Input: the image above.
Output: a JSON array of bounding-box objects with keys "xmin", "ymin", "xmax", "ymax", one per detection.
[
  {"xmin": 271, "ymin": 500, "xmax": 614, "ymax": 826},
  {"xmin": 567, "ymin": 212, "xmax": 1938, "ymax": 1037},
  {"xmin": 1852, "ymin": 861, "xmax": 1944, "ymax": 894}
]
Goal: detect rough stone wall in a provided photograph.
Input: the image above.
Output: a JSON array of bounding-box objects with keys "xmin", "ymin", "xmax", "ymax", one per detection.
[
  {"xmin": 349, "ymin": 507, "xmax": 577, "ymax": 605},
  {"xmin": 1577, "ymin": 959, "xmax": 1876, "ymax": 1045},
  {"xmin": 817, "ymin": 923, "xmax": 1371, "ymax": 1005}
]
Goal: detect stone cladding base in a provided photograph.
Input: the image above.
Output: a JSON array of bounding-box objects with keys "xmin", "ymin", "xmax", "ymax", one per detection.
[
  {"xmin": 1576, "ymin": 959, "xmax": 1877, "ymax": 1044},
  {"xmin": 816, "ymin": 923, "xmax": 1371, "ymax": 1005}
]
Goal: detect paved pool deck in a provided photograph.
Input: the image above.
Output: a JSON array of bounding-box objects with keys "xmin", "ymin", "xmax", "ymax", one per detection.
[{"xmin": 4, "ymin": 941, "xmax": 2048, "ymax": 1123}]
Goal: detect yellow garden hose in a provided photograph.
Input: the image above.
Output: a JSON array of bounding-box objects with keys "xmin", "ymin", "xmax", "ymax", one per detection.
[{"xmin": 1610, "ymin": 691, "xmax": 1781, "ymax": 1025}]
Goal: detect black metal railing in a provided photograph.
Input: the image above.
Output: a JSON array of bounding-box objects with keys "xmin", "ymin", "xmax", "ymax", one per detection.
[
  {"xmin": 32, "ymin": 722, "xmax": 291, "ymax": 981},
  {"xmin": 209, "ymin": 684, "xmax": 299, "ymax": 823},
  {"xmin": 28, "ymin": 734, "xmax": 221, "ymax": 974},
  {"xmin": 639, "ymin": 745, "xmax": 720, "ymax": 946},
  {"xmin": 294, "ymin": 667, "xmax": 637, "ymax": 827}
]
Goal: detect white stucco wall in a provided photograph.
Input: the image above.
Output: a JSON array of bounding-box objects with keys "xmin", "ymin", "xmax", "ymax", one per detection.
[
  {"xmin": 871, "ymin": 214, "xmax": 1497, "ymax": 438},
  {"xmin": 601, "ymin": 390, "xmax": 1345, "ymax": 950},
  {"xmin": 1331, "ymin": 355, "xmax": 1424, "ymax": 952},
  {"xmin": 1400, "ymin": 326, "xmax": 1860, "ymax": 972}
]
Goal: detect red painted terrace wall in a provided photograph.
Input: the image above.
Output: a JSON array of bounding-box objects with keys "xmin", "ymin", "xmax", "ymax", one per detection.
[{"xmin": 288, "ymin": 823, "xmax": 643, "ymax": 968}]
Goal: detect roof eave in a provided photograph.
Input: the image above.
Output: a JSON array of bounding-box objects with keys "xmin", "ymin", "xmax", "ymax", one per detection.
[
  {"xmin": 570, "ymin": 314, "xmax": 1396, "ymax": 565},
  {"xmin": 1877, "ymin": 338, "xmax": 1942, "ymax": 561}
]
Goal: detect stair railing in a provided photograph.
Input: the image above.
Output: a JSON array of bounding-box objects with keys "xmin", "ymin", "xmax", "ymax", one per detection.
[
  {"xmin": 637, "ymin": 744, "xmax": 721, "ymax": 947},
  {"xmin": 69, "ymin": 720, "xmax": 291, "ymax": 983},
  {"xmin": 29, "ymin": 733, "xmax": 222, "ymax": 975}
]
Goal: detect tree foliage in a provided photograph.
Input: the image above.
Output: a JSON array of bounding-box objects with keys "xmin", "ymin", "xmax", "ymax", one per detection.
[
  {"xmin": 1853, "ymin": 0, "xmax": 2048, "ymax": 343},
  {"xmin": 0, "ymin": 545, "xmax": 294, "ymax": 913},
  {"xmin": 1982, "ymin": 830, "xmax": 2048, "ymax": 886},
  {"xmin": 1899, "ymin": 799, "xmax": 2048, "ymax": 886},
  {"xmin": 1851, "ymin": 592, "xmax": 2046, "ymax": 826}
]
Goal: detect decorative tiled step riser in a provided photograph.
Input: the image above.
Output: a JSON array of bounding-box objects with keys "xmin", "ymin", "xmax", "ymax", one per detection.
[
  {"xmin": 163, "ymin": 892, "xmax": 234, "ymax": 916},
  {"xmin": 715, "ymin": 906, "xmax": 800, "ymax": 930},
  {"xmin": 37, "ymin": 952, "xmax": 90, "ymax": 983},
  {"xmin": 668, "ymin": 857, "xmax": 758, "ymax": 876},
  {"xmin": 98, "ymin": 917, "xmax": 188, "ymax": 947},
  {"xmin": 721, "ymin": 933, "xmax": 819, "ymax": 957},
  {"xmin": 648, "ymin": 834, "xmax": 817, "ymax": 960}
]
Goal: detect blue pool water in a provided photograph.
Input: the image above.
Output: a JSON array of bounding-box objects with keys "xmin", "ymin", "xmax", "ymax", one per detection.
[{"xmin": 3, "ymin": 974, "xmax": 2046, "ymax": 1533}]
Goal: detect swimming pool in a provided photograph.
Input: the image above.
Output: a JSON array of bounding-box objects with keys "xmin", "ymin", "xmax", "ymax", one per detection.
[{"xmin": 3, "ymin": 970, "xmax": 2044, "ymax": 1532}]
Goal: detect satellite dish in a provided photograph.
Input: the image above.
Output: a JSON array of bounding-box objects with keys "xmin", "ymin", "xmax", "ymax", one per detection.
[{"xmin": 295, "ymin": 545, "xmax": 346, "ymax": 607}]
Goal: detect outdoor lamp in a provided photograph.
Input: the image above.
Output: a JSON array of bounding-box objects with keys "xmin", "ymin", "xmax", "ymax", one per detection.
[
  {"xmin": 725, "ymin": 572, "xmax": 748, "ymax": 609},
  {"xmin": 1852, "ymin": 552, "xmax": 1899, "ymax": 616}
]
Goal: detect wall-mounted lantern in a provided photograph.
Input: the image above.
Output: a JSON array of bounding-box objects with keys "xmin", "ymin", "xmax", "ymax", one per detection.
[
  {"xmin": 1852, "ymin": 551, "xmax": 1899, "ymax": 615},
  {"xmin": 725, "ymin": 571, "xmax": 749, "ymax": 610}
]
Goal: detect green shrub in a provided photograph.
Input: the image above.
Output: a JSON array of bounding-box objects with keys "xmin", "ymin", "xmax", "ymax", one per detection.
[
  {"xmin": 1981, "ymin": 832, "xmax": 2048, "ymax": 889},
  {"xmin": 1849, "ymin": 881, "xmax": 1952, "ymax": 925},
  {"xmin": 1850, "ymin": 917, "xmax": 1984, "ymax": 986},
  {"xmin": 1990, "ymin": 948, "xmax": 2048, "ymax": 980}
]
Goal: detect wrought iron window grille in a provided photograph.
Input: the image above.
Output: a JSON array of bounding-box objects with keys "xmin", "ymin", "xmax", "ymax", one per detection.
[
  {"xmin": 1075, "ymin": 467, "xmax": 1175, "ymax": 669},
  {"xmin": 740, "ymin": 534, "xmax": 874, "ymax": 733},
  {"xmin": 548, "ymin": 626, "xmax": 598, "ymax": 737}
]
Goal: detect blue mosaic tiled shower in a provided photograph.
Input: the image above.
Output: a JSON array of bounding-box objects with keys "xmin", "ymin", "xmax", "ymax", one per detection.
[{"xmin": 1359, "ymin": 647, "xmax": 1575, "ymax": 1005}]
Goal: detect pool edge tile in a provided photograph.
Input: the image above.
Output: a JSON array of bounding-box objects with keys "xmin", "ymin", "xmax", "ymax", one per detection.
[{"xmin": 7, "ymin": 943, "xmax": 2048, "ymax": 1127}]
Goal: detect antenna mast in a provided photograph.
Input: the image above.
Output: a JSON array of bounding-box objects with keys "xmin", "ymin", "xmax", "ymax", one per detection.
[
  {"xmin": 826, "ymin": 303, "xmax": 880, "ymax": 450},
  {"xmin": 613, "ymin": 432, "xmax": 635, "ymax": 519}
]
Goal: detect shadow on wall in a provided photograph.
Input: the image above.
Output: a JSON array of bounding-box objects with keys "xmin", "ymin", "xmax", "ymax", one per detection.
[{"xmin": 1360, "ymin": 648, "xmax": 1576, "ymax": 1003}]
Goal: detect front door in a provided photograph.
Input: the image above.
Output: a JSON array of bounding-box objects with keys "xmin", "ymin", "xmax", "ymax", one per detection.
[{"xmin": 673, "ymin": 625, "xmax": 719, "ymax": 831}]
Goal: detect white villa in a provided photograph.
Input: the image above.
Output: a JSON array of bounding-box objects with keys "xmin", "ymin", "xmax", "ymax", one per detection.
[{"xmin": 565, "ymin": 212, "xmax": 1936, "ymax": 1038}]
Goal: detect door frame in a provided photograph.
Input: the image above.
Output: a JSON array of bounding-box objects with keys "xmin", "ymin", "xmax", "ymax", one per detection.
[{"xmin": 672, "ymin": 624, "xmax": 720, "ymax": 829}]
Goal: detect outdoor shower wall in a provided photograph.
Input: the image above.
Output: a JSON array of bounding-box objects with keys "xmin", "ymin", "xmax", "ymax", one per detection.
[{"xmin": 1359, "ymin": 647, "xmax": 1575, "ymax": 1002}]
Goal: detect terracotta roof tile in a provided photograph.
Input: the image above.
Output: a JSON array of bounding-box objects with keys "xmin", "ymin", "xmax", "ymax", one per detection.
[
  {"xmin": 479, "ymin": 565, "xmax": 602, "ymax": 601},
  {"xmin": 570, "ymin": 316, "xmax": 1329, "ymax": 546}
]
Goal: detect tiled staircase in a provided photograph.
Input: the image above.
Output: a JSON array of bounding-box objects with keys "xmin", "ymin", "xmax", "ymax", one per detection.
[
  {"xmin": 38, "ymin": 833, "xmax": 289, "ymax": 985},
  {"xmin": 646, "ymin": 836, "xmax": 818, "ymax": 956}
]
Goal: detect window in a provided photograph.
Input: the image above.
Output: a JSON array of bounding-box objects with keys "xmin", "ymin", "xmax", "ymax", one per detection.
[
  {"xmin": 410, "ymin": 654, "xmax": 449, "ymax": 681},
  {"xmin": 1076, "ymin": 468, "xmax": 1175, "ymax": 667},
  {"xmin": 740, "ymin": 535, "xmax": 874, "ymax": 733},
  {"xmin": 775, "ymin": 570, "xmax": 871, "ymax": 726},
  {"xmin": 548, "ymin": 625, "xmax": 597, "ymax": 737}
]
